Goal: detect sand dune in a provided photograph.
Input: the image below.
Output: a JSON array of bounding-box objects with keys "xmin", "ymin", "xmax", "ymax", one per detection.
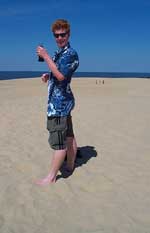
[{"xmin": 0, "ymin": 77, "xmax": 150, "ymax": 233}]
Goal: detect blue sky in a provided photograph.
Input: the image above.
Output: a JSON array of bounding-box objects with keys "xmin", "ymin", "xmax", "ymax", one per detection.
[{"xmin": 0, "ymin": 0, "xmax": 150, "ymax": 72}]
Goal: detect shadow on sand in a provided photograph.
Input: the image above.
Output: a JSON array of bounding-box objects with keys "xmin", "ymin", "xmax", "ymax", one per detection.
[{"xmin": 57, "ymin": 146, "xmax": 97, "ymax": 181}]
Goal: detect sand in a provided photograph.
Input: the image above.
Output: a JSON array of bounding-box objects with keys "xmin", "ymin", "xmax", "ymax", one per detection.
[{"xmin": 0, "ymin": 77, "xmax": 150, "ymax": 233}]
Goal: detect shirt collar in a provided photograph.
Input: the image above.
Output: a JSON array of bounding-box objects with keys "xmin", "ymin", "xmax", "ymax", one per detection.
[
  {"xmin": 53, "ymin": 42, "xmax": 70, "ymax": 62},
  {"xmin": 57, "ymin": 42, "xmax": 70, "ymax": 54}
]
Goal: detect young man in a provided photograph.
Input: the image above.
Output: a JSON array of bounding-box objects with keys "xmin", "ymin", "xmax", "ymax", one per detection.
[{"xmin": 36, "ymin": 19, "xmax": 79, "ymax": 185}]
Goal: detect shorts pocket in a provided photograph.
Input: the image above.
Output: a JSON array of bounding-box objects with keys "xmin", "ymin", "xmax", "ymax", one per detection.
[{"xmin": 48, "ymin": 130, "xmax": 67, "ymax": 150}]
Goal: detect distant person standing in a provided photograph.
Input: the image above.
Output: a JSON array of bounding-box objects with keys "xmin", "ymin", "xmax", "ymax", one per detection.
[{"xmin": 36, "ymin": 19, "xmax": 79, "ymax": 185}]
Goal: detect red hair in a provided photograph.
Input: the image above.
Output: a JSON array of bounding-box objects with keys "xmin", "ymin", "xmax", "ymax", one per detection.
[{"xmin": 51, "ymin": 19, "xmax": 70, "ymax": 33}]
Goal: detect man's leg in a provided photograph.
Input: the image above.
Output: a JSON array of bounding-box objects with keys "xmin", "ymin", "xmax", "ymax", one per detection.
[
  {"xmin": 36, "ymin": 116, "xmax": 67, "ymax": 185},
  {"xmin": 36, "ymin": 149, "xmax": 66, "ymax": 185},
  {"xmin": 66, "ymin": 136, "xmax": 77, "ymax": 171}
]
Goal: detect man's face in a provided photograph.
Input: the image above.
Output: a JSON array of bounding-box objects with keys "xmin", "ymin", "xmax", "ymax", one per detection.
[{"xmin": 53, "ymin": 29, "xmax": 70, "ymax": 48}]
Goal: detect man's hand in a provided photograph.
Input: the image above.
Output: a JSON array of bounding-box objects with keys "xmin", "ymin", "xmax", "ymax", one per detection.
[
  {"xmin": 37, "ymin": 46, "xmax": 49, "ymax": 61},
  {"xmin": 41, "ymin": 73, "xmax": 49, "ymax": 83}
]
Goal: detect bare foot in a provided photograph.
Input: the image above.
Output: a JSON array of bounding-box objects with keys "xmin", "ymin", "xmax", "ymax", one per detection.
[{"xmin": 35, "ymin": 175, "xmax": 56, "ymax": 186}]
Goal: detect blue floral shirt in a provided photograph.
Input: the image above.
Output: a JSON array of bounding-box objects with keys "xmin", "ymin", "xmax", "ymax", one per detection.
[{"xmin": 47, "ymin": 42, "xmax": 79, "ymax": 117}]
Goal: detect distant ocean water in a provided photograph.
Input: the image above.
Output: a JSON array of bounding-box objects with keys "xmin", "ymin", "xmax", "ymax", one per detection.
[{"xmin": 0, "ymin": 71, "xmax": 150, "ymax": 81}]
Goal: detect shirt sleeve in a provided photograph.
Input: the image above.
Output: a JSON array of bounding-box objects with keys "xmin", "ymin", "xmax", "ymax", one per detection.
[{"xmin": 58, "ymin": 51, "xmax": 79, "ymax": 78}]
